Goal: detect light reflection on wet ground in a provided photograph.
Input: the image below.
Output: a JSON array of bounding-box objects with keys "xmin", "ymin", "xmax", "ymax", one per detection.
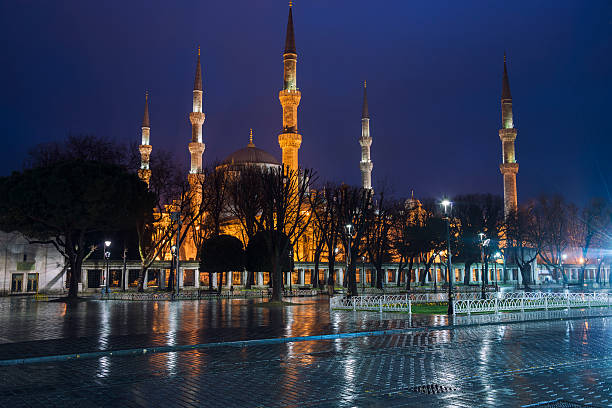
[
  {"xmin": 0, "ymin": 296, "xmax": 610, "ymax": 362},
  {"xmin": 1, "ymin": 317, "xmax": 612, "ymax": 407}
]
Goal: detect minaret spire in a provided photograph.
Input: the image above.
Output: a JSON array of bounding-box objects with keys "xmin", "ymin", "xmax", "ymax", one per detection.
[
  {"xmin": 142, "ymin": 90, "xmax": 150, "ymax": 128},
  {"xmin": 499, "ymin": 53, "xmax": 518, "ymax": 216},
  {"xmin": 194, "ymin": 46, "xmax": 202, "ymax": 91},
  {"xmin": 188, "ymin": 46, "xmax": 206, "ymax": 186},
  {"xmin": 359, "ymin": 81, "xmax": 373, "ymax": 191},
  {"xmin": 284, "ymin": 3, "xmax": 296, "ymax": 55},
  {"xmin": 138, "ymin": 90, "xmax": 152, "ymax": 186},
  {"xmin": 278, "ymin": 3, "xmax": 302, "ymax": 174},
  {"xmin": 362, "ymin": 80, "xmax": 369, "ymax": 119}
]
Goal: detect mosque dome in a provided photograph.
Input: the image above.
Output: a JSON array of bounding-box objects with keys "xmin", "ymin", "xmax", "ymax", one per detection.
[{"xmin": 221, "ymin": 130, "xmax": 280, "ymax": 167}]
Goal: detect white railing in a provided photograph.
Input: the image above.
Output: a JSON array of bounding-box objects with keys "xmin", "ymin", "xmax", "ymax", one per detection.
[
  {"xmin": 330, "ymin": 292, "xmax": 612, "ymax": 315},
  {"xmin": 330, "ymin": 293, "xmax": 451, "ymax": 313},
  {"xmin": 455, "ymin": 292, "xmax": 611, "ymax": 314}
]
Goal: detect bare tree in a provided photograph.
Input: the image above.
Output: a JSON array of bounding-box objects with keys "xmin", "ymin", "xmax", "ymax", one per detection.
[
  {"xmin": 134, "ymin": 150, "xmax": 184, "ymax": 292},
  {"xmin": 532, "ymin": 195, "xmax": 574, "ymax": 283},
  {"xmin": 365, "ymin": 191, "xmax": 395, "ymax": 289},
  {"xmin": 571, "ymin": 198, "xmax": 612, "ymax": 283},
  {"xmin": 227, "ymin": 166, "xmax": 264, "ymax": 288},
  {"xmin": 254, "ymin": 167, "xmax": 315, "ymax": 302},
  {"xmin": 503, "ymin": 204, "xmax": 540, "ymax": 288},
  {"xmin": 336, "ymin": 186, "xmax": 373, "ymax": 297},
  {"xmin": 390, "ymin": 198, "xmax": 426, "ymax": 290},
  {"xmin": 311, "ymin": 184, "xmax": 343, "ymax": 294},
  {"xmin": 453, "ymin": 194, "xmax": 504, "ymax": 285}
]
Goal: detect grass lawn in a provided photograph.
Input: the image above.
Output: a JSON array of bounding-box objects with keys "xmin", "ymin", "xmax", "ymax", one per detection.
[{"xmin": 410, "ymin": 304, "xmax": 449, "ymax": 314}]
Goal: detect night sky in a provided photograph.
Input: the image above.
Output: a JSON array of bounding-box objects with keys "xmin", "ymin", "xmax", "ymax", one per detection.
[{"xmin": 1, "ymin": 1, "xmax": 610, "ymax": 204}]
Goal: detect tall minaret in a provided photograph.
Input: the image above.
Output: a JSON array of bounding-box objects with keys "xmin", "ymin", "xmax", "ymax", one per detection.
[
  {"xmin": 188, "ymin": 46, "xmax": 205, "ymax": 186},
  {"xmin": 138, "ymin": 91, "xmax": 152, "ymax": 186},
  {"xmin": 359, "ymin": 81, "xmax": 373, "ymax": 190},
  {"xmin": 278, "ymin": 2, "xmax": 302, "ymax": 174},
  {"xmin": 499, "ymin": 53, "xmax": 519, "ymax": 216}
]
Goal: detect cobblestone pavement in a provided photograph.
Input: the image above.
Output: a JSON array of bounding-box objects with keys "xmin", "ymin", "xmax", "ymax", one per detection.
[{"xmin": 1, "ymin": 296, "xmax": 612, "ymax": 407}]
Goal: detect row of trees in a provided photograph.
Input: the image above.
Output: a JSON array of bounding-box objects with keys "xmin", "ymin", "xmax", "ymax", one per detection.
[
  {"xmin": 506, "ymin": 196, "xmax": 612, "ymax": 285},
  {"xmin": 0, "ymin": 135, "xmax": 610, "ymax": 299}
]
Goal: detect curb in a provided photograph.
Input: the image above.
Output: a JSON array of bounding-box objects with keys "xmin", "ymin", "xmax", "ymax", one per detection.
[{"xmin": 1, "ymin": 311, "xmax": 610, "ymax": 367}]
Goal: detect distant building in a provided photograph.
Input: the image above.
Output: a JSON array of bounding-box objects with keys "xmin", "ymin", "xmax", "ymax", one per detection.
[{"xmin": 0, "ymin": 231, "xmax": 66, "ymax": 296}]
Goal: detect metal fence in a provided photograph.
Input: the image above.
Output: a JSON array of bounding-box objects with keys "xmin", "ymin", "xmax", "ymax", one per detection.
[
  {"xmin": 330, "ymin": 292, "xmax": 612, "ymax": 315},
  {"xmin": 101, "ymin": 288, "xmax": 318, "ymax": 301},
  {"xmin": 330, "ymin": 293, "xmax": 489, "ymax": 313},
  {"xmin": 455, "ymin": 292, "xmax": 611, "ymax": 315}
]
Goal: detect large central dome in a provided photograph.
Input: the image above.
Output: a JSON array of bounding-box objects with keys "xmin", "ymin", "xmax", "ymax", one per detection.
[
  {"xmin": 223, "ymin": 145, "xmax": 280, "ymax": 166},
  {"xmin": 221, "ymin": 130, "xmax": 280, "ymax": 167}
]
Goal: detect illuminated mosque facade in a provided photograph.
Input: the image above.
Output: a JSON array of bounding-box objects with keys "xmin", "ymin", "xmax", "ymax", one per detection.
[{"xmin": 7, "ymin": 5, "xmax": 599, "ymax": 296}]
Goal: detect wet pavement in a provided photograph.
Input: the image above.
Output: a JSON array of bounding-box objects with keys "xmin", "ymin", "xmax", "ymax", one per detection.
[{"xmin": 1, "ymin": 296, "xmax": 612, "ymax": 406}]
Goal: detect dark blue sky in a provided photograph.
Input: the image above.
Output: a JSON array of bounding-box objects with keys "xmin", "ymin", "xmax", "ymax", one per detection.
[{"xmin": 1, "ymin": 1, "xmax": 610, "ymax": 204}]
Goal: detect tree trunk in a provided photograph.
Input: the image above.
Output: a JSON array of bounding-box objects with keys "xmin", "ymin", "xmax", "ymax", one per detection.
[
  {"xmin": 271, "ymin": 257, "xmax": 283, "ymax": 302},
  {"xmin": 167, "ymin": 268, "xmax": 175, "ymax": 292},
  {"xmin": 396, "ymin": 264, "xmax": 402, "ymax": 286},
  {"xmin": 419, "ymin": 265, "xmax": 427, "ymax": 286},
  {"xmin": 464, "ymin": 262, "xmax": 472, "ymax": 285},
  {"xmin": 208, "ymin": 272, "xmax": 213, "ymax": 291},
  {"xmin": 579, "ymin": 265, "xmax": 586, "ymax": 284},
  {"xmin": 245, "ymin": 269, "xmax": 254, "ymax": 289},
  {"xmin": 217, "ymin": 271, "xmax": 223, "ymax": 294},
  {"xmin": 405, "ymin": 257, "xmax": 414, "ymax": 291},
  {"xmin": 313, "ymin": 247, "xmax": 322, "ymax": 289},
  {"xmin": 137, "ymin": 264, "xmax": 146, "ymax": 292},
  {"xmin": 327, "ymin": 256, "xmax": 335, "ymax": 296},
  {"xmin": 520, "ymin": 264, "xmax": 532, "ymax": 289},
  {"xmin": 347, "ymin": 261, "xmax": 358, "ymax": 297},
  {"xmin": 67, "ymin": 256, "xmax": 82, "ymax": 299},
  {"xmin": 375, "ymin": 262, "xmax": 383, "ymax": 289}
]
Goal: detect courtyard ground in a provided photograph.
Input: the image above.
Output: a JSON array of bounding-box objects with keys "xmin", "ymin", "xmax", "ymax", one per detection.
[{"xmin": 0, "ymin": 296, "xmax": 611, "ymax": 407}]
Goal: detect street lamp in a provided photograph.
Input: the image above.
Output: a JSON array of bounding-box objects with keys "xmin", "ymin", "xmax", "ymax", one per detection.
[
  {"xmin": 344, "ymin": 224, "xmax": 353, "ymax": 295},
  {"xmin": 494, "ymin": 251, "xmax": 501, "ymax": 290},
  {"xmin": 361, "ymin": 255, "xmax": 366, "ymax": 292},
  {"xmin": 441, "ymin": 199, "xmax": 453, "ymax": 315},
  {"xmin": 561, "ymin": 253, "xmax": 567, "ymax": 283},
  {"xmin": 289, "ymin": 248, "xmax": 294, "ymax": 291},
  {"xmin": 170, "ymin": 212, "xmax": 181, "ymax": 297},
  {"xmin": 479, "ymin": 233, "xmax": 486, "ymax": 299},
  {"xmin": 104, "ymin": 240, "xmax": 111, "ymax": 294}
]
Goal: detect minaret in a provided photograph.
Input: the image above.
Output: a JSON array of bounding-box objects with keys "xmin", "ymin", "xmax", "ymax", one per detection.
[
  {"xmin": 499, "ymin": 53, "xmax": 519, "ymax": 216},
  {"xmin": 278, "ymin": 2, "xmax": 302, "ymax": 174},
  {"xmin": 359, "ymin": 81, "xmax": 373, "ymax": 190},
  {"xmin": 138, "ymin": 91, "xmax": 152, "ymax": 186},
  {"xmin": 188, "ymin": 46, "xmax": 206, "ymax": 186}
]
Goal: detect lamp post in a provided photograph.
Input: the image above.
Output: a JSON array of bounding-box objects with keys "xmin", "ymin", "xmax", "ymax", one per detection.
[
  {"xmin": 104, "ymin": 240, "xmax": 111, "ymax": 294},
  {"xmin": 494, "ymin": 251, "xmax": 501, "ymax": 290},
  {"xmin": 171, "ymin": 244, "xmax": 177, "ymax": 289},
  {"xmin": 170, "ymin": 211, "xmax": 181, "ymax": 297},
  {"xmin": 361, "ymin": 255, "xmax": 366, "ymax": 293},
  {"xmin": 597, "ymin": 257, "xmax": 602, "ymax": 285},
  {"xmin": 441, "ymin": 199, "xmax": 453, "ymax": 315},
  {"xmin": 561, "ymin": 253, "xmax": 567, "ymax": 284},
  {"xmin": 479, "ymin": 233, "xmax": 486, "ymax": 300},
  {"xmin": 334, "ymin": 247, "xmax": 339, "ymax": 288},
  {"xmin": 289, "ymin": 248, "xmax": 294, "ymax": 291},
  {"xmin": 345, "ymin": 224, "xmax": 353, "ymax": 296}
]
